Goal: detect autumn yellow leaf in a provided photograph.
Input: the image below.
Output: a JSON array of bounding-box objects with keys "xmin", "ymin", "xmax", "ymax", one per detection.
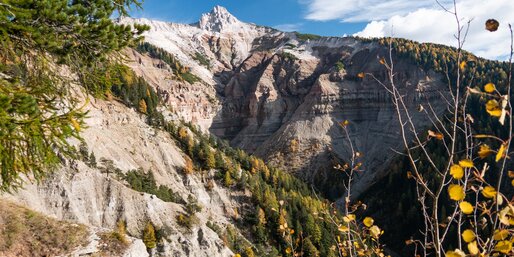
[
  {"xmin": 485, "ymin": 100, "xmax": 503, "ymax": 117},
  {"xmin": 487, "ymin": 108, "xmax": 503, "ymax": 117},
  {"xmin": 462, "ymin": 229, "xmax": 476, "ymax": 243},
  {"xmin": 468, "ymin": 241, "xmax": 479, "ymax": 255},
  {"xmin": 369, "ymin": 225, "xmax": 381, "ymax": 238},
  {"xmin": 343, "ymin": 214, "xmax": 356, "ymax": 223},
  {"xmin": 458, "ymin": 159, "xmax": 474, "ymax": 168},
  {"xmin": 450, "ymin": 164, "xmax": 464, "ymax": 179},
  {"xmin": 445, "ymin": 249, "xmax": 466, "ymax": 257},
  {"xmin": 482, "ymin": 186, "xmax": 497, "ymax": 199},
  {"xmin": 494, "ymin": 240, "xmax": 512, "ymax": 254},
  {"xmin": 459, "ymin": 201, "xmax": 474, "ymax": 214},
  {"xmin": 459, "ymin": 61, "xmax": 467, "ymax": 70},
  {"xmin": 496, "ymin": 143, "xmax": 506, "ymax": 162},
  {"xmin": 486, "ymin": 100, "xmax": 500, "ymax": 111},
  {"xmin": 285, "ymin": 247, "xmax": 292, "ymax": 254},
  {"xmin": 363, "ymin": 217, "xmax": 374, "ymax": 227},
  {"xmin": 493, "ymin": 229, "xmax": 509, "ymax": 241},
  {"xmin": 338, "ymin": 225, "xmax": 349, "ymax": 232},
  {"xmin": 357, "ymin": 72, "xmax": 365, "ymax": 78},
  {"xmin": 448, "ymin": 184, "xmax": 465, "ymax": 201},
  {"xmin": 478, "ymin": 144, "xmax": 494, "ymax": 158},
  {"xmin": 484, "ymin": 83, "xmax": 496, "ymax": 93}
]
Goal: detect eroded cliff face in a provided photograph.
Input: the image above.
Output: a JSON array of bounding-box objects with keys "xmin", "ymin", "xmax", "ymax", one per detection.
[
  {"xmin": 2, "ymin": 98, "xmax": 237, "ymax": 257},
  {"xmin": 121, "ymin": 9, "xmax": 450, "ymax": 201},
  {"xmin": 211, "ymin": 40, "xmax": 448, "ymax": 200}
]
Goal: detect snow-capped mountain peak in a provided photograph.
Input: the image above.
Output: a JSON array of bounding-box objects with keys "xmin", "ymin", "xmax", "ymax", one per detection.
[{"xmin": 198, "ymin": 5, "xmax": 242, "ymax": 32}]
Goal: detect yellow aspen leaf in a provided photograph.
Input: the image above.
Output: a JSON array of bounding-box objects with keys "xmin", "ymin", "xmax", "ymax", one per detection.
[
  {"xmin": 478, "ymin": 144, "xmax": 494, "ymax": 159},
  {"xmin": 459, "ymin": 201, "xmax": 474, "ymax": 214},
  {"xmin": 234, "ymin": 254, "xmax": 241, "ymax": 257},
  {"xmin": 459, "ymin": 159, "xmax": 474, "ymax": 168},
  {"xmin": 363, "ymin": 217, "xmax": 374, "ymax": 227},
  {"xmin": 486, "ymin": 100, "xmax": 500, "ymax": 111},
  {"xmin": 285, "ymin": 247, "xmax": 292, "ymax": 254},
  {"xmin": 357, "ymin": 72, "xmax": 365, "ymax": 78},
  {"xmin": 450, "ymin": 164, "xmax": 464, "ymax": 179},
  {"xmin": 468, "ymin": 241, "xmax": 479, "ymax": 255},
  {"xmin": 511, "ymin": 179, "xmax": 514, "ymax": 187},
  {"xmin": 343, "ymin": 214, "xmax": 356, "ymax": 223},
  {"xmin": 338, "ymin": 226, "xmax": 349, "ymax": 232},
  {"xmin": 460, "ymin": 61, "xmax": 467, "ymax": 70},
  {"xmin": 493, "ymin": 229, "xmax": 509, "ymax": 241},
  {"xmin": 379, "ymin": 58, "xmax": 386, "ymax": 65},
  {"xmin": 487, "ymin": 108, "xmax": 503, "ymax": 117},
  {"xmin": 482, "ymin": 186, "xmax": 497, "ymax": 199},
  {"xmin": 499, "ymin": 208, "xmax": 512, "ymax": 226},
  {"xmin": 494, "ymin": 240, "xmax": 512, "ymax": 254},
  {"xmin": 446, "ymin": 250, "xmax": 466, "ymax": 257},
  {"xmin": 428, "ymin": 130, "xmax": 444, "ymax": 140},
  {"xmin": 448, "ymin": 184, "xmax": 465, "ymax": 201},
  {"xmin": 508, "ymin": 171, "xmax": 514, "ymax": 178},
  {"xmin": 369, "ymin": 225, "xmax": 381, "ymax": 238},
  {"xmin": 496, "ymin": 143, "xmax": 506, "ymax": 162},
  {"xmin": 462, "ymin": 229, "xmax": 476, "ymax": 243},
  {"xmin": 484, "ymin": 83, "xmax": 496, "ymax": 93}
]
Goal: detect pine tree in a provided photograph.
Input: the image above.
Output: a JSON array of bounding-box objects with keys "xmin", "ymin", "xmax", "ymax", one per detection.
[
  {"xmin": 205, "ymin": 150, "xmax": 216, "ymax": 170},
  {"xmin": 139, "ymin": 99, "xmax": 148, "ymax": 114},
  {"xmin": 0, "ymin": 0, "xmax": 148, "ymax": 191},
  {"xmin": 224, "ymin": 170, "xmax": 233, "ymax": 187},
  {"xmin": 143, "ymin": 222, "xmax": 157, "ymax": 250},
  {"xmin": 303, "ymin": 238, "xmax": 319, "ymax": 257},
  {"xmin": 183, "ymin": 156, "xmax": 194, "ymax": 174},
  {"xmin": 89, "ymin": 152, "xmax": 97, "ymax": 168}
]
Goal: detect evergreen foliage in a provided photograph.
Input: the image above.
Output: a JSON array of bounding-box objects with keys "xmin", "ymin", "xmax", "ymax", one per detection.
[
  {"xmin": 0, "ymin": 0, "xmax": 148, "ymax": 191},
  {"xmin": 142, "ymin": 222, "xmax": 157, "ymax": 250},
  {"xmin": 123, "ymin": 169, "xmax": 181, "ymax": 203},
  {"xmin": 135, "ymin": 42, "xmax": 200, "ymax": 84}
]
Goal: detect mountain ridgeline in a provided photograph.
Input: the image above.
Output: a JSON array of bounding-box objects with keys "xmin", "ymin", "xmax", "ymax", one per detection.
[{"xmin": 1, "ymin": 3, "xmax": 513, "ymax": 257}]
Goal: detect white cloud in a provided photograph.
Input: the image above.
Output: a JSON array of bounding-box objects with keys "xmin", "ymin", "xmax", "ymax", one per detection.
[
  {"xmin": 304, "ymin": 0, "xmax": 451, "ymax": 22},
  {"xmin": 302, "ymin": 0, "xmax": 514, "ymax": 60},
  {"xmin": 274, "ymin": 23, "xmax": 303, "ymax": 32},
  {"xmin": 354, "ymin": 0, "xmax": 514, "ymax": 60}
]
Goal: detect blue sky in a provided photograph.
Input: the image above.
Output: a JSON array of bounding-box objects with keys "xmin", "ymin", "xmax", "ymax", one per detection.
[
  {"xmin": 130, "ymin": 0, "xmax": 367, "ymax": 37},
  {"xmin": 130, "ymin": 0, "xmax": 514, "ymax": 60}
]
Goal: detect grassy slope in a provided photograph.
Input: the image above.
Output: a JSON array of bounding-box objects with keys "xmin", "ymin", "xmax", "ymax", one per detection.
[{"xmin": 0, "ymin": 200, "xmax": 89, "ymax": 257}]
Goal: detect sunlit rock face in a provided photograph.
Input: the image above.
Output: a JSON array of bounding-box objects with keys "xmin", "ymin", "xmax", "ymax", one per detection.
[{"xmin": 123, "ymin": 7, "xmax": 449, "ymax": 200}]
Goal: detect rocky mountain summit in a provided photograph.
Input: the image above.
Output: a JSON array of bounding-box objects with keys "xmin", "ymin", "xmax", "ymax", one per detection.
[{"xmin": 197, "ymin": 5, "xmax": 243, "ymax": 32}]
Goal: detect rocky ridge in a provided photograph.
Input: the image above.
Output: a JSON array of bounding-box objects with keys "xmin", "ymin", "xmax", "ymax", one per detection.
[{"xmin": 122, "ymin": 7, "xmax": 449, "ymax": 200}]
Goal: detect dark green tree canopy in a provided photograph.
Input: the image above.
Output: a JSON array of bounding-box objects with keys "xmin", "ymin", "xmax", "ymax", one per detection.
[{"xmin": 0, "ymin": 0, "xmax": 148, "ymax": 191}]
